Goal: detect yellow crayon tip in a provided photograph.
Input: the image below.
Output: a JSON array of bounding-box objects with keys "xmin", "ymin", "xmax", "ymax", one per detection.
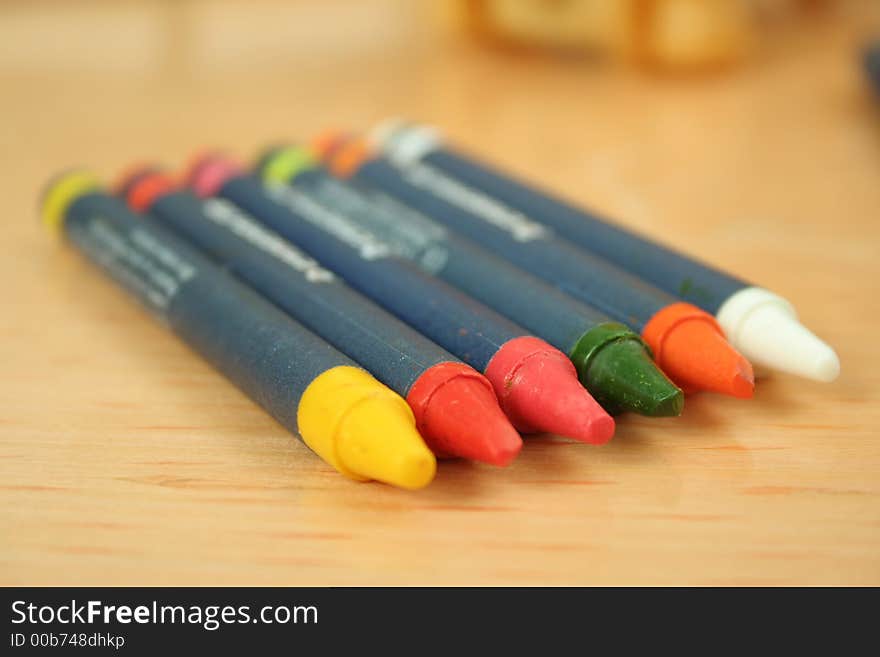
[
  {"xmin": 41, "ymin": 170, "xmax": 101, "ymax": 234},
  {"xmin": 334, "ymin": 397, "xmax": 437, "ymax": 490},
  {"xmin": 298, "ymin": 366, "xmax": 436, "ymax": 489}
]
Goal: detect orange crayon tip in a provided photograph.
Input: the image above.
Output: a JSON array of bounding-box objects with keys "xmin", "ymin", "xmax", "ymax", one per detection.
[
  {"xmin": 310, "ymin": 129, "xmax": 354, "ymax": 161},
  {"xmin": 325, "ymin": 136, "xmax": 373, "ymax": 178},
  {"xmin": 643, "ymin": 302, "xmax": 755, "ymax": 399}
]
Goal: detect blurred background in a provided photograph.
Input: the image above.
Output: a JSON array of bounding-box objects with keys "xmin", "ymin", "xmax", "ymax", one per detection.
[{"xmin": 2, "ymin": 0, "xmax": 878, "ymax": 182}]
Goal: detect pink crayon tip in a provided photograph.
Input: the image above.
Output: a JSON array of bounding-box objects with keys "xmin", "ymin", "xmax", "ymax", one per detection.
[
  {"xmin": 185, "ymin": 152, "xmax": 244, "ymax": 198},
  {"xmin": 484, "ymin": 336, "xmax": 616, "ymax": 445}
]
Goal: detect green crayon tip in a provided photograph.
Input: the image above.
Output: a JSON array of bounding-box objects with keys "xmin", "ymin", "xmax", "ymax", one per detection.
[{"xmin": 569, "ymin": 323, "xmax": 684, "ymax": 417}]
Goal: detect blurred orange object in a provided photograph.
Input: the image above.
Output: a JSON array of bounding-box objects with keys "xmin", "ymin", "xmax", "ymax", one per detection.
[
  {"xmin": 458, "ymin": 0, "xmax": 637, "ymax": 57},
  {"xmin": 454, "ymin": 0, "xmax": 827, "ymax": 71},
  {"xmin": 640, "ymin": 0, "xmax": 751, "ymax": 70}
]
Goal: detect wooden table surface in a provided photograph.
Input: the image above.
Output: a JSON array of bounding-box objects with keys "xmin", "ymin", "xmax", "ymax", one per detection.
[{"xmin": 2, "ymin": 0, "xmax": 879, "ymax": 586}]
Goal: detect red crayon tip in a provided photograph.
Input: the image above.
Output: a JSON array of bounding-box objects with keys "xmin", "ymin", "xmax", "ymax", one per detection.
[
  {"xmin": 116, "ymin": 166, "xmax": 177, "ymax": 211},
  {"xmin": 484, "ymin": 336, "xmax": 616, "ymax": 445},
  {"xmin": 407, "ymin": 362, "xmax": 522, "ymax": 466},
  {"xmin": 115, "ymin": 163, "xmax": 160, "ymax": 195},
  {"xmin": 116, "ymin": 166, "xmax": 177, "ymax": 212},
  {"xmin": 643, "ymin": 302, "xmax": 755, "ymax": 399}
]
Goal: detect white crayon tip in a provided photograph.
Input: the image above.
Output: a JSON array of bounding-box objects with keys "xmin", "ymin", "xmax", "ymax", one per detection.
[
  {"xmin": 369, "ymin": 117, "xmax": 412, "ymax": 149},
  {"xmin": 717, "ymin": 287, "xmax": 840, "ymax": 383},
  {"xmin": 376, "ymin": 124, "xmax": 443, "ymax": 165}
]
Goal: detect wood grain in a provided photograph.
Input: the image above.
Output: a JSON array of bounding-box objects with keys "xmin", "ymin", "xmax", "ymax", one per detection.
[{"xmin": 1, "ymin": 0, "xmax": 878, "ymax": 586}]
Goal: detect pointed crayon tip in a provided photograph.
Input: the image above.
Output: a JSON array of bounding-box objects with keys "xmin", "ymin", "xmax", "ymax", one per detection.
[
  {"xmin": 408, "ymin": 363, "xmax": 522, "ymax": 466},
  {"xmin": 571, "ymin": 324, "xmax": 684, "ymax": 417},
  {"xmin": 644, "ymin": 303, "xmax": 755, "ymax": 399},
  {"xmin": 334, "ymin": 394, "xmax": 437, "ymax": 490},
  {"xmin": 117, "ymin": 168, "xmax": 176, "ymax": 212},
  {"xmin": 651, "ymin": 387, "xmax": 686, "ymax": 417},
  {"xmin": 811, "ymin": 350, "xmax": 841, "ymax": 384},
  {"xmin": 114, "ymin": 164, "xmax": 164, "ymax": 201},
  {"xmin": 730, "ymin": 360, "xmax": 756, "ymax": 398},
  {"xmin": 300, "ymin": 366, "xmax": 436, "ymax": 489},
  {"xmin": 716, "ymin": 287, "xmax": 840, "ymax": 383},
  {"xmin": 184, "ymin": 153, "xmax": 244, "ymax": 198},
  {"xmin": 485, "ymin": 336, "xmax": 616, "ymax": 444}
]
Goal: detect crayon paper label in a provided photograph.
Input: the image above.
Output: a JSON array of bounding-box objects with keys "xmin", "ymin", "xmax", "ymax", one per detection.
[
  {"xmin": 263, "ymin": 182, "xmax": 394, "ymax": 260},
  {"xmin": 200, "ymin": 197, "xmax": 335, "ymax": 284},
  {"xmin": 391, "ymin": 160, "xmax": 550, "ymax": 243},
  {"xmin": 264, "ymin": 179, "xmax": 450, "ymax": 274},
  {"xmin": 68, "ymin": 215, "xmax": 197, "ymax": 322}
]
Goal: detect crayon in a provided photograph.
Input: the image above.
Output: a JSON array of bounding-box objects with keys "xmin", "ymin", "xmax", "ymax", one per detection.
[
  {"xmin": 372, "ymin": 122, "xmax": 841, "ymax": 383},
  {"xmin": 323, "ymin": 135, "xmax": 756, "ymax": 400},
  {"xmin": 42, "ymin": 171, "xmax": 436, "ymax": 489},
  {"xmin": 119, "ymin": 166, "xmax": 523, "ymax": 466},
  {"xmin": 247, "ymin": 147, "xmax": 683, "ymax": 418},
  {"xmin": 184, "ymin": 157, "xmax": 616, "ymax": 444}
]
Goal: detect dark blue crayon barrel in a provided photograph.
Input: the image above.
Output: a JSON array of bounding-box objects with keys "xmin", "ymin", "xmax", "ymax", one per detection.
[
  {"xmin": 63, "ymin": 191, "xmax": 356, "ymax": 441},
  {"xmin": 214, "ymin": 174, "xmax": 525, "ymax": 373},
  {"xmin": 145, "ymin": 189, "xmax": 458, "ymax": 397},
  {"xmin": 282, "ymin": 167, "xmax": 605, "ymax": 355},
  {"xmin": 351, "ymin": 158, "xmax": 677, "ymax": 333},
  {"xmin": 397, "ymin": 144, "xmax": 744, "ymax": 314}
]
